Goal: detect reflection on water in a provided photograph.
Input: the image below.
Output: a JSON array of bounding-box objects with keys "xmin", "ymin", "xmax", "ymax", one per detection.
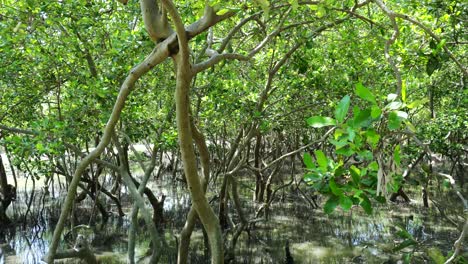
[{"xmin": 0, "ymin": 174, "xmax": 463, "ymax": 264}]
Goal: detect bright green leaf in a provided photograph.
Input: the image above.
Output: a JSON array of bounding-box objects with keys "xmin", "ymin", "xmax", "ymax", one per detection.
[
  {"xmin": 303, "ymin": 153, "xmax": 315, "ymax": 169},
  {"xmin": 368, "ymin": 161, "xmax": 379, "ymax": 171},
  {"xmin": 371, "ymin": 105, "xmax": 382, "ymax": 119},
  {"xmin": 329, "ymin": 138, "xmax": 348, "ymax": 149},
  {"xmin": 315, "ymin": 150, "xmax": 328, "ymax": 170},
  {"xmin": 407, "ymin": 98, "xmax": 429, "ymax": 109},
  {"xmin": 350, "ymin": 165, "xmax": 361, "ymax": 184},
  {"xmin": 355, "ymin": 83, "xmax": 376, "ymax": 104},
  {"xmin": 307, "ymin": 116, "xmax": 336, "ymax": 128},
  {"xmin": 334, "ymin": 95, "xmax": 350, "ymax": 123}
]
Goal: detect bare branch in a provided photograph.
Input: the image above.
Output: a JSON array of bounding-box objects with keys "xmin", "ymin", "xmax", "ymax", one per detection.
[
  {"xmin": 218, "ymin": 12, "xmax": 262, "ymax": 53},
  {"xmin": 373, "ymin": 0, "xmax": 402, "ymax": 95},
  {"xmin": 0, "ymin": 124, "xmax": 38, "ymax": 136},
  {"xmin": 192, "ymin": 53, "xmax": 249, "ymax": 73}
]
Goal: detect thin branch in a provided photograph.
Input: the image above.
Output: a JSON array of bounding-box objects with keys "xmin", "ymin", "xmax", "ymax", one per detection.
[
  {"xmin": 217, "ymin": 12, "xmax": 262, "ymax": 53},
  {"xmin": 192, "ymin": 53, "xmax": 249, "ymax": 73},
  {"xmin": 0, "ymin": 124, "xmax": 38, "ymax": 135},
  {"xmin": 373, "ymin": 0, "xmax": 402, "ymax": 95}
]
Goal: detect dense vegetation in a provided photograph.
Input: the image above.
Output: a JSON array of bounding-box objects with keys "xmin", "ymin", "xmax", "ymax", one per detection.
[{"xmin": 0, "ymin": 0, "xmax": 466, "ymax": 263}]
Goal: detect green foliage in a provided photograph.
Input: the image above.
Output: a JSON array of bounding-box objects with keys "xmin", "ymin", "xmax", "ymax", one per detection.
[
  {"xmin": 303, "ymin": 84, "xmax": 414, "ymax": 214},
  {"xmin": 427, "ymin": 248, "xmax": 446, "ymax": 264}
]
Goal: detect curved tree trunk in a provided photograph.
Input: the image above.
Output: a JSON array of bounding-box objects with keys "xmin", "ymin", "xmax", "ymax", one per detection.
[
  {"xmin": 177, "ymin": 120, "xmax": 211, "ymax": 263},
  {"xmin": 163, "ymin": 1, "xmax": 224, "ymax": 262},
  {"xmin": 173, "ymin": 55, "xmax": 223, "ymax": 263}
]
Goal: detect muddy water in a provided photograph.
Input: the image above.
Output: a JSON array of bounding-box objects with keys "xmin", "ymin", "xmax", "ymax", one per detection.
[{"xmin": 0, "ymin": 170, "xmax": 464, "ymax": 263}]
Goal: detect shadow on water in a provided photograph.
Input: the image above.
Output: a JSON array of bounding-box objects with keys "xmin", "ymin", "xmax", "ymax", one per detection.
[{"xmin": 0, "ymin": 173, "xmax": 464, "ymax": 264}]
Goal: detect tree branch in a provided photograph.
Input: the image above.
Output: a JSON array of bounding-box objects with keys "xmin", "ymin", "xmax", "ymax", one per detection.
[{"xmin": 373, "ymin": 0, "xmax": 402, "ymax": 96}]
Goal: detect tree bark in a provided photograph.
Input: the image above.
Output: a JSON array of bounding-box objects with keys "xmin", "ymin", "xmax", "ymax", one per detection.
[{"xmin": 0, "ymin": 154, "xmax": 14, "ymax": 224}]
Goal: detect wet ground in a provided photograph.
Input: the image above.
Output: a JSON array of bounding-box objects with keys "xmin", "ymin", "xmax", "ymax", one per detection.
[{"xmin": 0, "ymin": 165, "xmax": 465, "ymax": 263}]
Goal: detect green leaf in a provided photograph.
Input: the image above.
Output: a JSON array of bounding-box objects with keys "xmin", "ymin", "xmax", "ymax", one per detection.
[
  {"xmin": 365, "ymin": 129, "xmax": 380, "ymax": 148},
  {"xmin": 388, "ymin": 111, "xmax": 402, "ymax": 130},
  {"xmin": 254, "ymin": 0, "xmax": 270, "ymax": 13},
  {"xmin": 216, "ymin": 8, "xmax": 230, "ymax": 15},
  {"xmin": 334, "ymin": 165, "xmax": 345, "ymax": 177},
  {"xmin": 360, "ymin": 194, "xmax": 373, "ymax": 214},
  {"xmin": 403, "ymin": 253, "xmax": 412, "ymax": 264},
  {"xmin": 316, "ymin": 5, "xmax": 327, "ymax": 18},
  {"xmin": 288, "ymin": 0, "xmax": 299, "ymax": 10},
  {"xmin": 436, "ymin": 39, "xmax": 446, "ymax": 50},
  {"xmin": 315, "ymin": 150, "xmax": 328, "ymax": 170},
  {"xmin": 329, "ymin": 138, "xmax": 348, "ymax": 149},
  {"xmin": 346, "ymin": 126, "xmax": 356, "ymax": 141},
  {"xmin": 307, "ymin": 116, "xmax": 336, "ymax": 128},
  {"xmin": 340, "ymin": 195, "xmax": 353, "ymax": 211},
  {"xmin": 324, "ymin": 195, "xmax": 339, "ymax": 214},
  {"xmin": 407, "ymin": 98, "xmax": 429, "ymax": 109},
  {"xmin": 357, "ymin": 150, "xmax": 373, "ymax": 161},
  {"xmin": 394, "ymin": 145, "xmax": 401, "ymax": 166},
  {"xmin": 404, "ymin": 121, "xmax": 416, "ymax": 133},
  {"xmin": 336, "ymin": 147, "xmax": 354, "ymax": 156},
  {"xmin": 350, "ymin": 165, "xmax": 361, "ymax": 184},
  {"xmin": 329, "ymin": 178, "xmax": 343, "ymax": 196},
  {"xmin": 304, "ymin": 173, "xmax": 322, "ymax": 181},
  {"xmin": 396, "ymin": 225, "xmax": 413, "ymax": 239},
  {"xmin": 303, "ymin": 153, "xmax": 314, "ymax": 169},
  {"xmin": 371, "ymin": 105, "xmax": 382, "ymax": 119},
  {"xmin": 334, "ymin": 95, "xmax": 350, "ymax": 123},
  {"xmin": 368, "ymin": 161, "xmax": 379, "ymax": 171},
  {"xmin": 36, "ymin": 142, "xmax": 45, "ymax": 152},
  {"xmin": 355, "ymin": 83, "xmax": 376, "ymax": 104},
  {"xmin": 353, "ymin": 108, "xmax": 372, "ymax": 128}
]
